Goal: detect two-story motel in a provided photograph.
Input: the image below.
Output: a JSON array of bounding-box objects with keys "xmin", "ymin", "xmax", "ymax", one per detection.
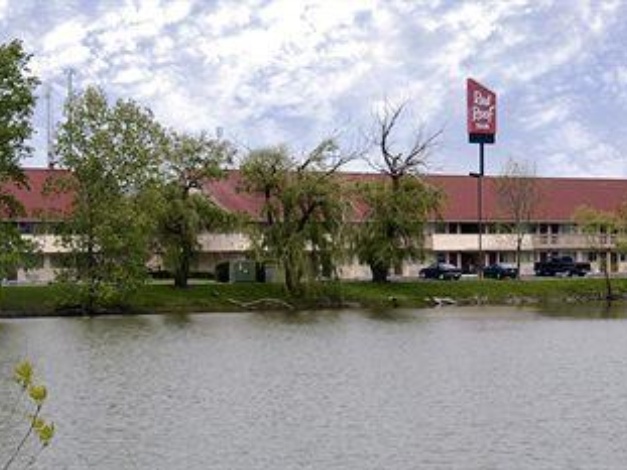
[{"xmin": 5, "ymin": 168, "xmax": 627, "ymax": 282}]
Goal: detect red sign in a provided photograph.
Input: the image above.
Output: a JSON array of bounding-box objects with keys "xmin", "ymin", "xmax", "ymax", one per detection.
[{"xmin": 467, "ymin": 78, "xmax": 496, "ymax": 141}]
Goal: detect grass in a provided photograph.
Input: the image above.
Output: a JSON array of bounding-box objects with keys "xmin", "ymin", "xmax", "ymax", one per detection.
[
  {"xmin": 340, "ymin": 277, "xmax": 627, "ymax": 308},
  {"xmin": 2, "ymin": 277, "xmax": 627, "ymax": 317}
]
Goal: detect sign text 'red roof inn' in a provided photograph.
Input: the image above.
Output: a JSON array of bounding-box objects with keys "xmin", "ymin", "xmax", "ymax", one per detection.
[{"xmin": 467, "ymin": 78, "xmax": 496, "ymax": 144}]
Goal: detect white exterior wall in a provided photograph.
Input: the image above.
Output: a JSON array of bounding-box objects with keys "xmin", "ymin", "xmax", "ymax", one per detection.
[
  {"xmin": 12, "ymin": 235, "xmax": 61, "ymax": 283},
  {"xmin": 24, "ymin": 234, "xmax": 70, "ymax": 253},
  {"xmin": 428, "ymin": 233, "xmax": 535, "ymax": 252},
  {"xmin": 11, "ymin": 228, "xmax": 626, "ymax": 283},
  {"xmin": 336, "ymin": 263, "xmax": 373, "ymax": 280},
  {"xmin": 197, "ymin": 233, "xmax": 251, "ymax": 252}
]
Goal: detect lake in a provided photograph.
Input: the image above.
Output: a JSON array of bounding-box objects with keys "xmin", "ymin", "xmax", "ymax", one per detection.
[{"xmin": 2, "ymin": 305, "xmax": 627, "ymax": 469}]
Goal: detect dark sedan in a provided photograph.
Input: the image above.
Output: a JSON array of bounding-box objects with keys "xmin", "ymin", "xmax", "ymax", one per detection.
[
  {"xmin": 419, "ymin": 262, "xmax": 462, "ymax": 280},
  {"xmin": 483, "ymin": 263, "xmax": 518, "ymax": 280}
]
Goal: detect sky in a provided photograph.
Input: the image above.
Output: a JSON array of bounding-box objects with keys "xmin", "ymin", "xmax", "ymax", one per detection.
[{"xmin": 1, "ymin": 0, "xmax": 627, "ymax": 178}]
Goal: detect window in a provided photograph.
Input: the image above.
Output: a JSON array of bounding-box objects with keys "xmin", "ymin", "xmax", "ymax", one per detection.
[
  {"xmin": 24, "ymin": 254, "xmax": 44, "ymax": 269},
  {"xmin": 561, "ymin": 224, "xmax": 576, "ymax": 234},
  {"xmin": 500, "ymin": 252, "xmax": 516, "ymax": 263},
  {"xmin": 433, "ymin": 222, "xmax": 447, "ymax": 234},
  {"xmin": 496, "ymin": 223, "xmax": 514, "ymax": 234},
  {"xmin": 460, "ymin": 223, "xmax": 478, "ymax": 234},
  {"xmin": 50, "ymin": 254, "xmax": 73, "ymax": 269},
  {"xmin": 18, "ymin": 222, "xmax": 34, "ymax": 234}
]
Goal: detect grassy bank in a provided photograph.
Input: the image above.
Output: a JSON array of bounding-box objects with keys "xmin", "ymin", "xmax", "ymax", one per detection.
[{"xmin": 1, "ymin": 277, "xmax": 627, "ymax": 317}]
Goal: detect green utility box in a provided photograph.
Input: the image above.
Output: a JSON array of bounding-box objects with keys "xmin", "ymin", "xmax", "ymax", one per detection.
[
  {"xmin": 215, "ymin": 260, "xmax": 259, "ymax": 283},
  {"xmin": 215, "ymin": 260, "xmax": 283, "ymax": 283}
]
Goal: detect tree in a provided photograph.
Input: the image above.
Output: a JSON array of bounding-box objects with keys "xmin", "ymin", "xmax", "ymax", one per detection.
[
  {"xmin": 354, "ymin": 102, "xmax": 442, "ymax": 282},
  {"xmin": 1, "ymin": 361, "xmax": 54, "ymax": 470},
  {"xmin": 573, "ymin": 205, "xmax": 624, "ymax": 300},
  {"xmin": 52, "ymin": 86, "xmax": 165, "ymax": 313},
  {"xmin": 0, "ymin": 40, "xmax": 39, "ymax": 282},
  {"xmin": 155, "ymin": 131, "xmax": 236, "ymax": 288},
  {"xmin": 239, "ymin": 140, "xmax": 350, "ymax": 295},
  {"xmin": 494, "ymin": 158, "xmax": 540, "ymax": 278}
]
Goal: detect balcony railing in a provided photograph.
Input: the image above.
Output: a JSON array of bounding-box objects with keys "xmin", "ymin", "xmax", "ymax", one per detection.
[
  {"xmin": 427, "ymin": 234, "xmax": 533, "ymax": 251},
  {"xmin": 427, "ymin": 233, "xmax": 616, "ymax": 251},
  {"xmin": 532, "ymin": 233, "xmax": 616, "ymax": 249}
]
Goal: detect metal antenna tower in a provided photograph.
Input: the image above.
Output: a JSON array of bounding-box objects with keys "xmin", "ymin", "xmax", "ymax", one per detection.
[{"xmin": 46, "ymin": 84, "xmax": 55, "ymax": 169}]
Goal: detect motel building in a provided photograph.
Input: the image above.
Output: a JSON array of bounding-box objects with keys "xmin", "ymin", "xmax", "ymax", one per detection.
[{"xmin": 5, "ymin": 168, "xmax": 627, "ymax": 283}]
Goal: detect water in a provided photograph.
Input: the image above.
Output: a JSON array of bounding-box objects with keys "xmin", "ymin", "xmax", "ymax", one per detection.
[{"xmin": 2, "ymin": 306, "xmax": 627, "ymax": 469}]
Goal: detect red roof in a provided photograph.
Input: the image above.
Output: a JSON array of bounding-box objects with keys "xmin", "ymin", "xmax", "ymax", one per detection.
[
  {"xmin": 2, "ymin": 168, "xmax": 73, "ymax": 221},
  {"xmin": 427, "ymin": 175, "xmax": 627, "ymax": 222},
  {"xmin": 6, "ymin": 168, "xmax": 627, "ymax": 224},
  {"xmin": 203, "ymin": 171, "xmax": 265, "ymax": 218},
  {"xmin": 204, "ymin": 170, "xmax": 627, "ymax": 223}
]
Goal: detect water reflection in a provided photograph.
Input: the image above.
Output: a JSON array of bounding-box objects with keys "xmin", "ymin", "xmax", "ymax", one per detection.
[
  {"xmin": 162, "ymin": 312, "xmax": 193, "ymax": 328},
  {"xmin": 361, "ymin": 308, "xmax": 422, "ymax": 323},
  {"xmin": 3, "ymin": 308, "xmax": 627, "ymax": 469},
  {"xmin": 533, "ymin": 301, "xmax": 627, "ymax": 319},
  {"xmin": 250, "ymin": 309, "xmax": 341, "ymax": 326},
  {"xmin": 0, "ymin": 320, "xmax": 15, "ymax": 347}
]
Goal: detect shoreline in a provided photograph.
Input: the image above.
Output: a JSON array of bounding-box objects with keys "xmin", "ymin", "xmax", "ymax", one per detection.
[{"xmin": 2, "ymin": 278, "xmax": 627, "ymax": 319}]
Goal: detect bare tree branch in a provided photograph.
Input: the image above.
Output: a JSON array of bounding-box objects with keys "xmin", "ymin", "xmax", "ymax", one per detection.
[{"xmin": 371, "ymin": 100, "xmax": 442, "ymax": 180}]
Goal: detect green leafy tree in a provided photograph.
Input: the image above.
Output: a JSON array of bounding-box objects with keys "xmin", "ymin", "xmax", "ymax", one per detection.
[
  {"xmin": 573, "ymin": 204, "xmax": 625, "ymax": 301},
  {"xmin": 354, "ymin": 102, "xmax": 442, "ymax": 282},
  {"xmin": 52, "ymin": 86, "xmax": 165, "ymax": 313},
  {"xmin": 1, "ymin": 361, "xmax": 55, "ymax": 470},
  {"xmin": 354, "ymin": 178, "xmax": 442, "ymax": 282},
  {"xmin": 240, "ymin": 140, "xmax": 350, "ymax": 295},
  {"xmin": 155, "ymin": 131, "xmax": 236, "ymax": 288},
  {"xmin": 0, "ymin": 40, "xmax": 39, "ymax": 282}
]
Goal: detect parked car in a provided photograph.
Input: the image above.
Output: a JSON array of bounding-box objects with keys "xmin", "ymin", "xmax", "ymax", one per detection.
[
  {"xmin": 483, "ymin": 263, "xmax": 518, "ymax": 280},
  {"xmin": 534, "ymin": 256, "xmax": 591, "ymax": 277},
  {"xmin": 419, "ymin": 262, "xmax": 462, "ymax": 280}
]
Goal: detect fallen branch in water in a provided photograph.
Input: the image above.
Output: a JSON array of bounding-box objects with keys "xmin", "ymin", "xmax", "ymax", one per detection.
[
  {"xmin": 426, "ymin": 296, "xmax": 457, "ymax": 307},
  {"xmin": 226, "ymin": 298, "xmax": 294, "ymax": 310}
]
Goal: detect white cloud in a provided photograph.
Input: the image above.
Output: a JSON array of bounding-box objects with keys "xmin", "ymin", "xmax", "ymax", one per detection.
[
  {"xmin": 200, "ymin": 3, "xmax": 253, "ymax": 35},
  {"xmin": 4, "ymin": 0, "xmax": 627, "ymax": 177},
  {"xmin": 152, "ymin": 36, "xmax": 175, "ymax": 62},
  {"xmin": 113, "ymin": 66, "xmax": 148, "ymax": 85},
  {"xmin": 578, "ymin": 0, "xmax": 622, "ymax": 34},
  {"xmin": 537, "ymin": 120, "xmax": 626, "ymax": 177},
  {"xmin": 42, "ymin": 18, "xmax": 89, "ymax": 52},
  {"xmin": 162, "ymin": 0, "xmax": 194, "ymax": 24},
  {"xmin": 516, "ymin": 93, "xmax": 574, "ymax": 132}
]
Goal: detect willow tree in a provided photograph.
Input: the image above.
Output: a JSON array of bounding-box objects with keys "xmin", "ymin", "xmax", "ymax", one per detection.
[
  {"xmin": 155, "ymin": 131, "xmax": 236, "ymax": 288},
  {"xmin": 354, "ymin": 102, "xmax": 442, "ymax": 282},
  {"xmin": 239, "ymin": 140, "xmax": 350, "ymax": 295},
  {"xmin": 0, "ymin": 40, "xmax": 39, "ymax": 282},
  {"xmin": 53, "ymin": 86, "xmax": 165, "ymax": 313},
  {"xmin": 494, "ymin": 158, "xmax": 540, "ymax": 278}
]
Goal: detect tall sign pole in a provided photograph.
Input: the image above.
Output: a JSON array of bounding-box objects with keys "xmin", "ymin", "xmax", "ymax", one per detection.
[{"xmin": 467, "ymin": 78, "xmax": 497, "ymax": 278}]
